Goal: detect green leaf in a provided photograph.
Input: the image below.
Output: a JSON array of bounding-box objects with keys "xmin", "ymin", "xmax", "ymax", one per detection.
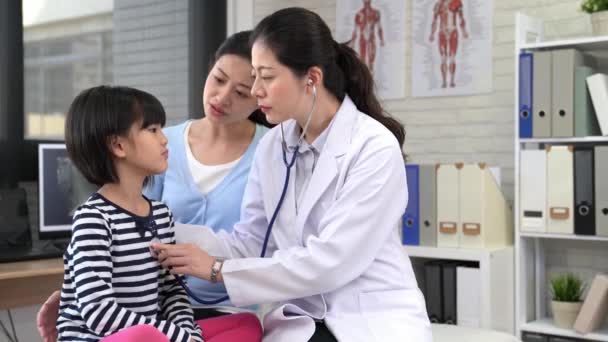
[{"xmin": 549, "ymin": 272, "xmax": 584, "ymax": 302}]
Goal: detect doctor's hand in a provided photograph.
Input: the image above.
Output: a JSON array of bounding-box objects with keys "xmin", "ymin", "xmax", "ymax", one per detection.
[
  {"xmin": 152, "ymin": 243, "xmax": 216, "ymax": 281},
  {"xmin": 37, "ymin": 290, "xmax": 60, "ymax": 342}
]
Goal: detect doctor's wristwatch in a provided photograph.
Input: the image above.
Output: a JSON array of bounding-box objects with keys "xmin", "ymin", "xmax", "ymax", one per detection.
[{"xmin": 210, "ymin": 257, "xmax": 224, "ymax": 283}]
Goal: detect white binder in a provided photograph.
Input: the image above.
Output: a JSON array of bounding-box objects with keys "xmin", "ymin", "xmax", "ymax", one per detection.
[
  {"xmin": 586, "ymin": 73, "xmax": 608, "ymax": 135},
  {"xmin": 546, "ymin": 145, "xmax": 574, "ymax": 234},
  {"xmin": 457, "ymin": 266, "xmax": 481, "ymax": 328},
  {"xmin": 459, "ymin": 163, "xmax": 513, "ymax": 249},
  {"xmin": 437, "ymin": 164, "xmax": 460, "ymax": 247},
  {"xmin": 520, "ymin": 150, "xmax": 547, "ymax": 232}
]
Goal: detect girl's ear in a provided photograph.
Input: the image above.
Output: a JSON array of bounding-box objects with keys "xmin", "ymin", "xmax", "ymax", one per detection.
[{"xmin": 108, "ymin": 135, "xmax": 127, "ymax": 159}]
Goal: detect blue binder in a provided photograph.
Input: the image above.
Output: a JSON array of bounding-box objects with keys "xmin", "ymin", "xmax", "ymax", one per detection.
[
  {"xmin": 402, "ymin": 164, "xmax": 420, "ymax": 245},
  {"xmin": 519, "ymin": 52, "xmax": 533, "ymax": 138}
]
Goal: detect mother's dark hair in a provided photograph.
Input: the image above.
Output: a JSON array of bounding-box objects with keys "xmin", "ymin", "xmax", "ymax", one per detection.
[
  {"xmin": 212, "ymin": 30, "xmax": 272, "ymax": 128},
  {"xmin": 250, "ymin": 7, "xmax": 405, "ymax": 147}
]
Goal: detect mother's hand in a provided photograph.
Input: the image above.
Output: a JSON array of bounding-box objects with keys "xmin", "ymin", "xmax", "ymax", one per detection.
[
  {"xmin": 151, "ymin": 243, "xmax": 215, "ymax": 281},
  {"xmin": 37, "ymin": 290, "xmax": 60, "ymax": 342}
]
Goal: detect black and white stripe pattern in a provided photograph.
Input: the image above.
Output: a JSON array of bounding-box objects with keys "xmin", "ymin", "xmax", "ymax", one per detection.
[{"xmin": 57, "ymin": 193, "xmax": 203, "ymax": 342}]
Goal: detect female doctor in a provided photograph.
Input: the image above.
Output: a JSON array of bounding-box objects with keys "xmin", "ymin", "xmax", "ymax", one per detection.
[{"xmin": 153, "ymin": 7, "xmax": 431, "ymax": 342}]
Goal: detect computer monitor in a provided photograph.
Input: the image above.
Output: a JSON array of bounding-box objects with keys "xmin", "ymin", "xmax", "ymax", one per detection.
[{"xmin": 38, "ymin": 144, "xmax": 98, "ymax": 239}]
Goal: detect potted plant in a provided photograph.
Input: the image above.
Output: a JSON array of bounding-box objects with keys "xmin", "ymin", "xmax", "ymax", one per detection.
[
  {"xmin": 550, "ymin": 272, "xmax": 585, "ymax": 329},
  {"xmin": 581, "ymin": 0, "xmax": 608, "ymax": 36}
]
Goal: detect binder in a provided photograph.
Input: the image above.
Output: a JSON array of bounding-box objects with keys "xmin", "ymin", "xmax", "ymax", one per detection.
[
  {"xmin": 519, "ymin": 52, "xmax": 533, "ymax": 138},
  {"xmin": 456, "ymin": 265, "xmax": 481, "ymax": 328},
  {"xmin": 402, "ymin": 165, "xmax": 420, "ymax": 245},
  {"xmin": 459, "ymin": 163, "xmax": 513, "ymax": 249},
  {"xmin": 520, "ymin": 149, "xmax": 547, "ymax": 233},
  {"xmin": 548, "ymin": 337, "xmax": 581, "ymax": 342},
  {"xmin": 546, "ymin": 145, "xmax": 574, "ymax": 234},
  {"xmin": 573, "ymin": 147, "xmax": 595, "ymax": 235},
  {"xmin": 424, "ymin": 261, "xmax": 443, "ymax": 323},
  {"xmin": 419, "ymin": 164, "xmax": 437, "ymax": 247},
  {"xmin": 573, "ymin": 274, "xmax": 608, "ymax": 334},
  {"xmin": 574, "ymin": 66, "xmax": 601, "ymax": 137},
  {"xmin": 522, "ymin": 332, "xmax": 548, "ymax": 342},
  {"xmin": 441, "ymin": 262, "xmax": 458, "ymax": 325},
  {"xmin": 552, "ymin": 49, "xmax": 592, "ymax": 137},
  {"xmin": 533, "ymin": 51, "xmax": 552, "ymax": 137},
  {"xmin": 437, "ymin": 164, "xmax": 460, "ymax": 248},
  {"xmin": 595, "ymin": 146, "xmax": 608, "ymax": 237},
  {"xmin": 586, "ymin": 73, "xmax": 608, "ymax": 135}
]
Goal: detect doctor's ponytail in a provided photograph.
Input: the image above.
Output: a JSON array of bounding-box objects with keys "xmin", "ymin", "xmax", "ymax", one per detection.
[{"xmin": 251, "ymin": 7, "xmax": 405, "ymax": 148}]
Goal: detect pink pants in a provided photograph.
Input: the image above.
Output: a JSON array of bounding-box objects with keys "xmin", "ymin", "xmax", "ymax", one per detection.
[{"xmin": 100, "ymin": 312, "xmax": 262, "ymax": 342}]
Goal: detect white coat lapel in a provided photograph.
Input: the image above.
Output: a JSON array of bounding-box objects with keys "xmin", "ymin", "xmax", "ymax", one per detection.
[{"xmin": 294, "ymin": 97, "xmax": 358, "ymax": 239}]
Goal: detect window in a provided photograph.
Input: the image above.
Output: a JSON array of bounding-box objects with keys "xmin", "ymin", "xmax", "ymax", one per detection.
[{"xmin": 23, "ymin": 0, "xmax": 113, "ymax": 139}]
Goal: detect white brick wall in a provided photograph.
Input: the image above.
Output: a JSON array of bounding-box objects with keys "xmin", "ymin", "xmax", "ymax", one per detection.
[
  {"xmin": 253, "ymin": 0, "xmax": 594, "ymax": 202},
  {"xmin": 113, "ymin": 0, "xmax": 189, "ymax": 125}
]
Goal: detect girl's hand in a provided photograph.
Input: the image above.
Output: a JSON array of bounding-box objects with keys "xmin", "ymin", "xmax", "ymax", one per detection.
[{"xmin": 151, "ymin": 243, "xmax": 215, "ymax": 281}]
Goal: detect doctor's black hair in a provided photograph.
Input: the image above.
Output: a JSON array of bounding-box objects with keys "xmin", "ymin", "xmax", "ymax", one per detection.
[
  {"xmin": 250, "ymin": 7, "xmax": 405, "ymax": 148},
  {"xmin": 210, "ymin": 30, "xmax": 273, "ymax": 128},
  {"xmin": 64, "ymin": 85, "xmax": 166, "ymax": 187}
]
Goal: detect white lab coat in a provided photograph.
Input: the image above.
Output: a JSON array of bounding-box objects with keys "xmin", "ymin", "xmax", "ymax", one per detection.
[{"xmin": 177, "ymin": 96, "xmax": 431, "ymax": 341}]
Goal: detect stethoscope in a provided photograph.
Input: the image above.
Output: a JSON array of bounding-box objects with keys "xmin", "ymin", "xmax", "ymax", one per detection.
[{"xmin": 152, "ymin": 82, "xmax": 318, "ymax": 305}]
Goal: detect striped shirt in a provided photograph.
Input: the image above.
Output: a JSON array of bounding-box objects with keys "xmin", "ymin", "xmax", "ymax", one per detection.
[{"xmin": 56, "ymin": 193, "xmax": 203, "ymax": 342}]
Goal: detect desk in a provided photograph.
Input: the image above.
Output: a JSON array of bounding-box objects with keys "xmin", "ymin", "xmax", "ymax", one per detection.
[{"xmin": 0, "ymin": 258, "xmax": 63, "ymax": 309}]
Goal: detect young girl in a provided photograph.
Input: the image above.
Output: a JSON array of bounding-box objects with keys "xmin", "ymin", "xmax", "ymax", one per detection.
[
  {"xmin": 55, "ymin": 85, "xmax": 202, "ymax": 342},
  {"xmin": 56, "ymin": 86, "xmax": 261, "ymax": 342}
]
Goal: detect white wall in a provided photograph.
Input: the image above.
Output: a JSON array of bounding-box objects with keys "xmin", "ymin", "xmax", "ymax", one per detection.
[{"xmin": 253, "ymin": 0, "xmax": 593, "ymax": 203}]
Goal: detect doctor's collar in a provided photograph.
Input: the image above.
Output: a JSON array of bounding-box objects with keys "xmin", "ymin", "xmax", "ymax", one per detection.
[{"xmin": 283, "ymin": 117, "xmax": 335, "ymax": 154}]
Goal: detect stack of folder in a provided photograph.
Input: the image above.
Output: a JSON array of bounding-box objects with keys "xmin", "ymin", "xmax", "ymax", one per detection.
[
  {"xmin": 422, "ymin": 260, "xmax": 480, "ymax": 327},
  {"xmin": 520, "ymin": 145, "xmax": 608, "ymax": 236},
  {"xmin": 519, "ymin": 49, "xmax": 602, "ymax": 139},
  {"xmin": 522, "ymin": 331, "xmax": 584, "ymax": 342},
  {"xmin": 402, "ymin": 163, "xmax": 513, "ymax": 249}
]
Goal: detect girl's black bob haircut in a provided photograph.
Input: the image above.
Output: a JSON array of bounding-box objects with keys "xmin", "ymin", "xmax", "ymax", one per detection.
[{"xmin": 65, "ymin": 85, "xmax": 166, "ymax": 187}]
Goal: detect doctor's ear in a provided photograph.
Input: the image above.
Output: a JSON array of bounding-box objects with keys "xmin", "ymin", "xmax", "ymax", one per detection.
[{"xmin": 305, "ymin": 66, "xmax": 323, "ymax": 88}]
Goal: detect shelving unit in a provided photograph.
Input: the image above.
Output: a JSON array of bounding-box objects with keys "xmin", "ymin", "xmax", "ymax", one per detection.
[
  {"xmin": 514, "ymin": 13, "xmax": 608, "ymax": 342},
  {"xmin": 521, "ymin": 318, "xmax": 608, "ymax": 342},
  {"xmin": 404, "ymin": 245, "xmax": 514, "ymax": 334}
]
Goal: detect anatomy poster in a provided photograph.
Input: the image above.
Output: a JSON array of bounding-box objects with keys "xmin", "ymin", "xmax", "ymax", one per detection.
[
  {"xmin": 412, "ymin": 0, "xmax": 493, "ymax": 97},
  {"xmin": 336, "ymin": 0, "xmax": 406, "ymax": 99}
]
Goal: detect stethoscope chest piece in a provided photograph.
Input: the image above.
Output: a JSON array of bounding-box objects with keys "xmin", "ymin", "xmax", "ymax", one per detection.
[{"xmin": 150, "ymin": 237, "xmax": 161, "ymax": 258}]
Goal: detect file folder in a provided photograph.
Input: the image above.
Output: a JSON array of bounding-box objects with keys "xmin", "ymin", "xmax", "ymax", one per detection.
[
  {"xmin": 546, "ymin": 145, "xmax": 574, "ymax": 234},
  {"xmin": 424, "ymin": 261, "xmax": 443, "ymax": 323},
  {"xmin": 595, "ymin": 146, "xmax": 608, "ymax": 237},
  {"xmin": 402, "ymin": 165, "xmax": 420, "ymax": 245},
  {"xmin": 441, "ymin": 262, "xmax": 458, "ymax": 325},
  {"xmin": 459, "ymin": 163, "xmax": 513, "ymax": 249},
  {"xmin": 437, "ymin": 164, "xmax": 460, "ymax": 248},
  {"xmin": 521, "ymin": 332, "xmax": 548, "ymax": 342},
  {"xmin": 574, "ymin": 66, "xmax": 601, "ymax": 137},
  {"xmin": 519, "ymin": 52, "xmax": 533, "ymax": 138},
  {"xmin": 549, "ymin": 337, "xmax": 582, "ymax": 342},
  {"xmin": 552, "ymin": 49, "xmax": 592, "ymax": 137},
  {"xmin": 586, "ymin": 73, "xmax": 608, "ymax": 135},
  {"xmin": 456, "ymin": 265, "xmax": 481, "ymax": 328},
  {"xmin": 419, "ymin": 164, "xmax": 437, "ymax": 247},
  {"xmin": 520, "ymin": 149, "xmax": 547, "ymax": 232},
  {"xmin": 574, "ymin": 147, "xmax": 595, "ymax": 235},
  {"xmin": 533, "ymin": 51, "xmax": 552, "ymax": 137},
  {"xmin": 573, "ymin": 274, "xmax": 608, "ymax": 334}
]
